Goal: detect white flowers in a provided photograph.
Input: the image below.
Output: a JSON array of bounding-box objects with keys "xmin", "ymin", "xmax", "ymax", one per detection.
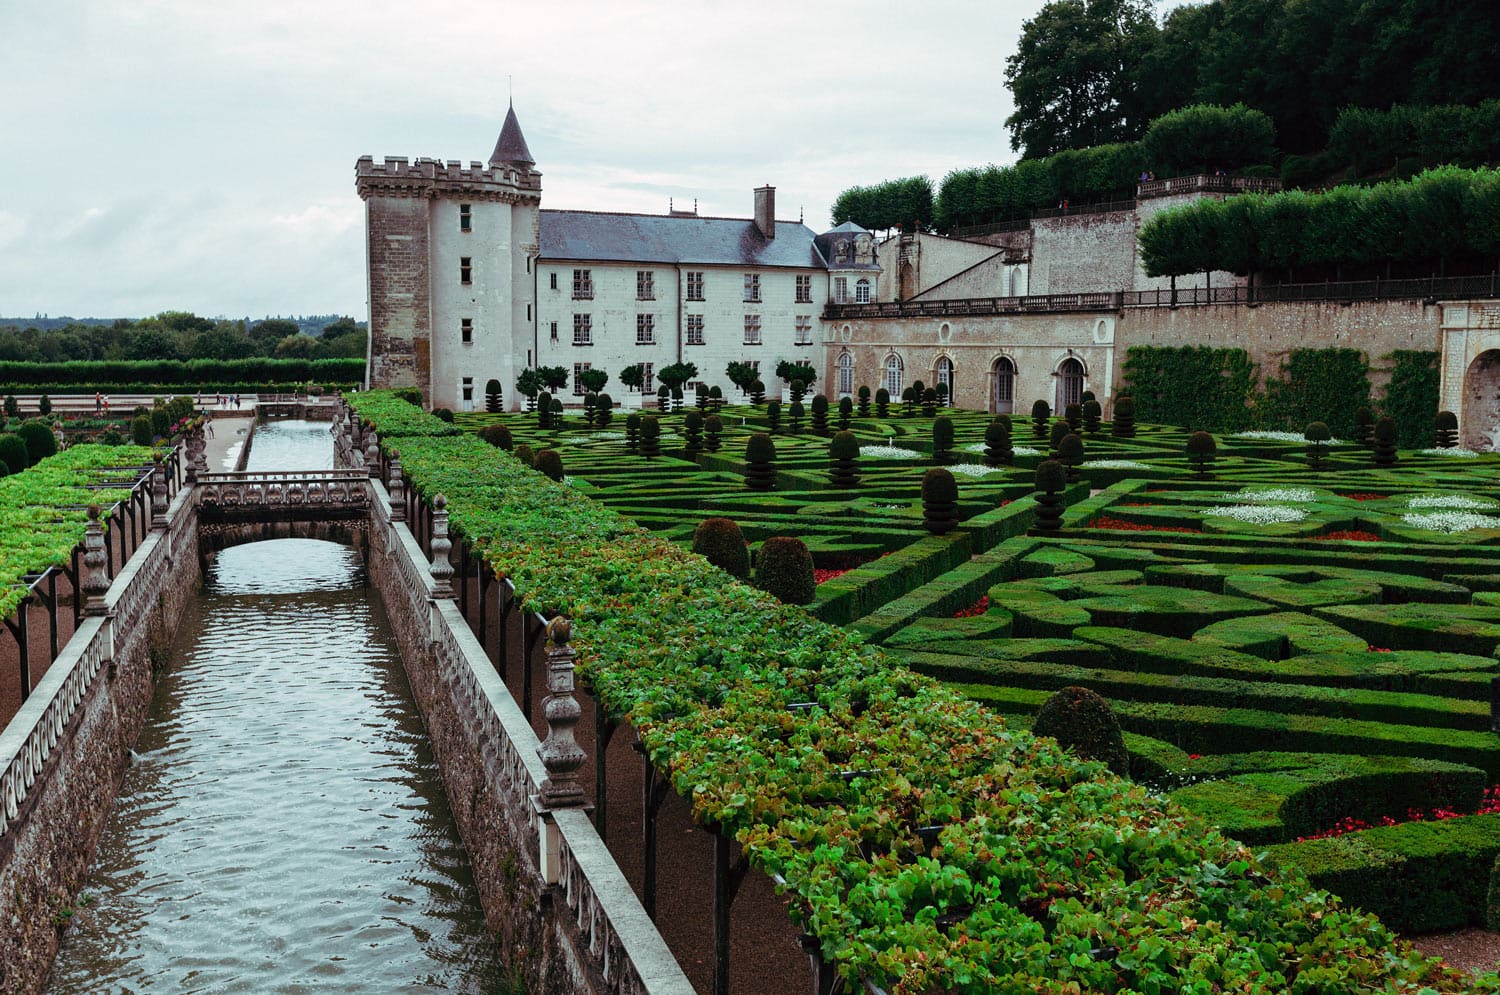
[
  {"xmin": 1417, "ymin": 448, "xmax": 1481, "ymax": 458},
  {"xmin": 580, "ymin": 431, "xmax": 626, "ymax": 441},
  {"xmin": 1082, "ymin": 459, "xmax": 1152, "ymax": 469},
  {"xmin": 1402, "ymin": 511, "xmax": 1500, "ymax": 533},
  {"xmin": 1232, "ymin": 431, "xmax": 1345, "ymax": 445},
  {"xmin": 861, "ymin": 445, "xmax": 922, "ymax": 460},
  {"xmin": 1407, "ymin": 494, "xmax": 1495, "ymax": 510},
  {"xmin": 1013, "ymin": 446, "xmax": 1042, "ymax": 457},
  {"xmin": 1209, "ymin": 504, "xmax": 1309, "ymax": 525},
  {"xmin": 1219, "ymin": 487, "xmax": 1317, "ymax": 503},
  {"xmin": 948, "ymin": 463, "xmax": 1000, "ymax": 477}
]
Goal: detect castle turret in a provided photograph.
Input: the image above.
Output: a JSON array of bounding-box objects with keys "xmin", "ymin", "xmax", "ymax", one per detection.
[{"xmin": 490, "ymin": 104, "xmax": 535, "ymax": 169}]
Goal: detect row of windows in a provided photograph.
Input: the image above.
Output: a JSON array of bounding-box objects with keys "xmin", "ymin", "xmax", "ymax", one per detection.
[
  {"xmin": 553, "ymin": 269, "xmax": 817, "ymax": 304},
  {"xmin": 850, "ymin": 354, "xmax": 1084, "ymax": 413},
  {"xmin": 559, "ymin": 314, "xmax": 813, "ymax": 347}
]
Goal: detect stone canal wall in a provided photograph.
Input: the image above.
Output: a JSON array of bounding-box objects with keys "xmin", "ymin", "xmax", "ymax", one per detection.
[{"xmin": 0, "ymin": 487, "xmax": 200, "ymax": 995}]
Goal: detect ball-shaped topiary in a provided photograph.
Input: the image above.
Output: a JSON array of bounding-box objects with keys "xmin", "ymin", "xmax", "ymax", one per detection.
[
  {"xmin": 639, "ymin": 415, "xmax": 662, "ymax": 458},
  {"xmin": 829, "ymin": 430, "xmax": 861, "ymax": 488},
  {"xmin": 1305, "ymin": 421, "xmax": 1331, "ymax": 470},
  {"xmin": 0, "ymin": 433, "xmax": 27, "ymax": 475},
  {"xmin": 1081, "ymin": 399, "xmax": 1102, "ymax": 434},
  {"xmin": 984, "ymin": 416, "xmax": 1013, "ymax": 467},
  {"xmin": 1373, "ymin": 415, "xmax": 1399, "ymax": 466},
  {"xmin": 708, "ymin": 385, "xmax": 724, "ymax": 411},
  {"xmin": 692, "ymin": 517, "xmax": 750, "ymax": 580},
  {"xmin": 1435, "ymin": 410, "xmax": 1459, "ymax": 448},
  {"xmin": 478, "ymin": 424, "xmax": 514, "ymax": 451},
  {"xmin": 1033, "ymin": 459, "xmax": 1067, "ymax": 532},
  {"xmin": 755, "ymin": 536, "xmax": 816, "ymax": 605},
  {"xmin": 513, "ymin": 443, "xmax": 536, "ymax": 467},
  {"xmin": 1032, "ymin": 686, "xmax": 1128, "ymax": 776},
  {"xmin": 1031, "ymin": 399, "xmax": 1050, "ymax": 438},
  {"xmin": 534, "ymin": 448, "xmax": 565, "ymax": 481},
  {"xmin": 131, "ymin": 415, "xmax": 153, "ymax": 447},
  {"xmin": 596, "ymin": 393, "xmax": 614, "ymax": 427},
  {"xmin": 1057, "ymin": 432, "xmax": 1085, "ymax": 483},
  {"xmin": 745, "ymin": 432, "xmax": 777, "ymax": 490},
  {"xmin": 789, "ymin": 379, "xmax": 807, "ymax": 405},
  {"xmin": 1112, "ymin": 395, "xmax": 1136, "ymax": 438},
  {"xmin": 810, "ymin": 394, "xmax": 830, "ymax": 435},
  {"xmin": 704, "ymin": 414, "xmax": 724, "ymax": 452},
  {"xmin": 1186, "ymin": 430, "xmax": 1217, "ymax": 477},
  {"xmin": 921, "ymin": 467, "xmax": 960, "ymax": 535},
  {"xmin": 932, "ymin": 415, "xmax": 955, "ymax": 463},
  {"xmin": 875, "ymin": 387, "xmax": 890, "ymax": 418},
  {"xmin": 17, "ymin": 421, "xmax": 56, "ymax": 465}
]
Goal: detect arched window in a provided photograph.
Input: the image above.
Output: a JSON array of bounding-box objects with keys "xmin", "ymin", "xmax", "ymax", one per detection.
[
  {"xmin": 837, "ymin": 352, "xmax": 855, "ymax": 396},
  {"xmin": 934, "ymin": 356, "xmax": 954, "ymax": 404},
  {"xmin": 1056, "ymin": 357, "xmax": 1085, "ymax": 411},
  {"xmin": 855, "ymin": 278, "xmax": 871, "ymax": 304},
  {"xmin": 992, "ymin": 357, "xmax": 1015, "ymax": 414},
  {"xmin": 884, "ymin": 354, "xmax": 904, "ymax": 397},
  {"xmin": 1009, "ymin": 268, "xmax": 1024, "ymax": 297}
]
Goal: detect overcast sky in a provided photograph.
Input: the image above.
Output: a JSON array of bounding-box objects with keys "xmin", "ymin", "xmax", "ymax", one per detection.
[{"xmin": 2, "ymin": 0, "xmax": 1102, "ymax": 320}]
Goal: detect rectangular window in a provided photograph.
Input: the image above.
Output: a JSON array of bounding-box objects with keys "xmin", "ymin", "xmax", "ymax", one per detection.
[
  {"xmin": 794, "ymin": 315, "xmax": 812, "ymax": 345},
  {"xmin": 550, "ymin": 321, "xmax": 559, "ymax": 343},
  {"xmin": 461, "ymin": 317, "xmax": 473, "ymax": 344},
  {"xmin": 460, "ymin": 257, "xmax": 473, "ymax": 285},
  {"xmin": 743, "ymin": 314, "xmax": 762, "ymax": 345},
  {"xmin": 459, "ymin": 204, "xmax": 472, "ymax": 232},
  {"xmin": 642, "ymin": 362, "xmax": 655, "ymax": 392},
  {"xmin": 462, "ymin": 376, "xmax": 474, "ymax": 401},
  {"xmin": 796, "ymin": 275, "xmax": 812, "ymax": 303},
  {"xmin": 686, "ymin": 271, "xmax": 704, "ymax": 301},
  {"xmin": 833, "ymin": 277, "xmax": 848, "ymax": 304},
  {"xmin": 572, "ymin": 314, "xmax": 592, "ymax": 346},
  {"xmin": 636, "ymin": 270, "xmax": 655, "ymax": 300},
  {"xmin": 686, "ymin": 315, "xmax": 704, "ymax": 346},
  {"xmin": 550, "ymin": 272, "xmax": 558, "ymax": 290},
  {"xmin": 743, "ymin": 273, "xmax": 760, "ymax": 302},
  {"xmin": 573, "ymin": 362, "xmax": 591, "ymax": 396},
  {"xmin": 572, "ymin": 269, "xmax": 593, "ymax": 300},
  {"xmin": 636, "ymin": 313, "xmax": 656, "ymax": 345}
]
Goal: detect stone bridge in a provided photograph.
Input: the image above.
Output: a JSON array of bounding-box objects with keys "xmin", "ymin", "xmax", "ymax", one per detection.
[{"xmin": 195, "ymin": 469, "xmax": 372, "ymax": 556}]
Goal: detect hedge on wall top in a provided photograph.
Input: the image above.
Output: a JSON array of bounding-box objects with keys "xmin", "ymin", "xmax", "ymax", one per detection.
[
  {"xmin": 0, "ymin": 357, "xmax": 365, "ymax": 388},
  {"xmin": 1140, "ymin": 103, "xmax": 1276, "ymax": 177}
]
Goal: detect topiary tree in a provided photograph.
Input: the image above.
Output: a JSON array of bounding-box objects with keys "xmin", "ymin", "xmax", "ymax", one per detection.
[
  {"xmin": 537, "ymin": 390, "xmax": 552, "ymax": 428},
  {"xmin": 932, "ymin": 415, "xmax": 955, "ymax": 464},
  {"xmin": 749, "ymin": 379, "xmax": 766, "ymax": 405},
  {"xmin": 1112, "ymin": 396, "xmax": 1135, "ymax": 438},
  {"xmin": 935, "ymin": 382, "xmax": 949, "ymax": 409},
  {"xmin": 875, "ymin": 387, "xmax": 890, "ymax": 418},
  {"xmin": 549, "ymin": 397, "xmax": 564, "ymax": 428},
  {"xmin": 578, "ymin": 367, "xmax": 608, "ymax": 396},
  {"xmin": 639, "ymin": 415, "xmax": 661, "ymax": 458},
  {"xmin": 37, "ymin": 395, "xmax": 50, "ymax": 417},
  {"xmin": 517, "ymin": 369, "xmax": 542, "ymax": 410},
  {"xmin": 755, "ymin": 536, "xmax": 815, "ymax": 605},
  {"xmin": 708, "ymin": 385, "xmax": 724, "ymax": 411},
  {"xmin": 2, "ymin": 395, "xmax": 16, "ymax": 419},
  {"xmin": 692, "ymin": 517, "xmax": 751, "ymax": 580},
  {"xmin": 810, "ymin": 394, "xmax": 829, "ymax": 435},
  {"xmin": 618, "ymin": 364, "xmax": 645, "ymax": 395},
  {"xmin": 788, "ymin": 400, "xmax": 805, "ymax": 434},
  {"xmin": 625, "ymin": 412, "xmax": 641, "ymax": 453},
  {"xmin": 0, "ymin": 434, "xmax": 27, "ymax": 475},
  {"xmin": 921, "ymin": 388, "xmax": 938, "ymax": 417},
  {"xmin": 1032, "ymin": 686, "xmax": 1128, "ymax": 776},
  {"xmin": 767, "ymin": 400, "xmax": 782, "ymax": 434},
  {"xmin": 901, "ymin": 386, "xmax": 916, "ymax": 417},
  {"xmin": 130, "ymin": 416, "xmax": 153, "ymax": 447},
  {"xmin": 1081, "ymin": 399, "xmax": 1102, "ymax": 434},
  {"xmin": 657, "ymin": 384, "xmax": 671, "ymax": 412},
  {"xmin": 829, "ymin": 430, "xmax": 861, "ymax": 488},
  {"xmin": 789, "ymin": 378, "xmax": 808, "ymax": 406},
  {"xmin": 837, "ymin": 396, "xmax": 854, "ymax": 431},
  {"xmin": 670, "ymin": 385, "xmax": 684, "ymax": 413},
  {"xmin": 1065, "ymin": 403, "xmax": 1083, "ymax": 433},
  {"xmin": 1186, "ymin": 431, "xmax": 1217, "ymax": 478},
  {"xmin": 1305, "ymin": 421, "xmax": 1332, "ymax": 470},
  {"xmin": 484, "ymin": 378, "xmax": 504, "ymax": 413},
  {"xmin": 1057, "ymin": 432, "xmax": 1085, "ymax": 484},
  {"xmin": 683, "ymin": 411, "xmax": 704, "ymax": 457},
  {"xmin": 17, "ymin": 421, "xmax": 55, "ymax": 465},
  {"xmin": 513, "ymin": 443, "xmax": 536, "ymax": 467},
  {"xmin": 1373, "ymin": 415, "xmax": 1399, "ymax": 466},
  {"xmin": 745, "ymin": 433, "xmax": 777, "ymax": 490},
  {"xmin": 1354, "ymin": 406, "xmax": 1375, "ymax": 446},
  {"xmin": 921, "ymin": 467, "xmax": 960, "ymax": 535},
  {"xmin": 704, "ymin": 414, "xmax": 724, "ymax": 452},
  {"xmin": 582, "ymin": 392, "xmax": 599, "ymax": 428},
  {"xmin": 1435, "ymin": 410, "xmax": 1459, "ymax": 448},
  {"xmin": 1031, "ymin": 399, "xmax": 1050, "ymax": 438},
  {"xmin": 479, "ymin": 424, "xmax": 513, "ymax": 450},
  {"xmin": 534, "ymin": 448, "xmax": 565, "ymax": 482},
  {"xmin": 984, "ymin": 415, "xmax": 1013, "ymax": 467},
  {"xmin": 695, "ymin": 383, "xmax": 709, "ymax": 412},
  {"xmin": 776, "ymin": 360, "xmax": 818, "ymax": 395},
  {"xmin": 596, "ymin": 393, "xmax": 614, "ymax": 428},
  {"xmin": 1081, "ymin": 390, "xmax": 1096, "ymax": 405},
  {"xmin": 1048, "ymin": 419, "xmax": 1070, "ymax": 457},
  {"xmin": 1033, "ymin": 459, "xmax": 1067, "ymax": 532},
  {"xmin": 857, "ymin": 385, "xmax": 872, "ymax": 417},
  {"xmin": 726, "ymin": 361, "xmax": 758, "ymax": 397}
]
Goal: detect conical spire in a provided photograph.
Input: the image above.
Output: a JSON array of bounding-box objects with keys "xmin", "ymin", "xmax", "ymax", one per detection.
[{"xmin": 489, "ymin": 103, "xmax": 534, "ymax": 167}]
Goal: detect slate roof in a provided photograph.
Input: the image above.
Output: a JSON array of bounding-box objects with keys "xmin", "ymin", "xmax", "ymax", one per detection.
[
  {"xmin": 539, "ymin": 211, "xmax": 826, "ymax": 268},
  {"xmin": 490, "ymin": 105, "xmax": 534, "ymax": 167}
]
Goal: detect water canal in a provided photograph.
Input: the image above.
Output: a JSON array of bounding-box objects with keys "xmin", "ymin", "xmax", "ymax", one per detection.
[{"xmin": 45, "ymin": 421, "xmax": 506, "ymax": 994}]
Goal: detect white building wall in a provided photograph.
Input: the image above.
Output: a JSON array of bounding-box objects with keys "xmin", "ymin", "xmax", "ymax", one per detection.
[{"xmin": 428, "ymin": 198, "xmax": 524, "ymax": 411}]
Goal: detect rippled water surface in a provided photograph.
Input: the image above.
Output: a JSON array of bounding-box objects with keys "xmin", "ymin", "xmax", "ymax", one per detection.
[
  {"xmin": 239, "ymin": 418, "xmax": 336, "ymax": 472},
  {"xmin": 46, "ymin": 423, "xmax": 505, "ymax": 994}
]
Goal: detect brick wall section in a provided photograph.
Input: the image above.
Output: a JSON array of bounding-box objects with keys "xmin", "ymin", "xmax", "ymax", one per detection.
[
  {"xmin": 365, "ymin": 196, "xmax": 432, "ymax": 402},
  {"xmin": 1029, "ymin": 211, "xmax": 1138, "ymax": 295}
]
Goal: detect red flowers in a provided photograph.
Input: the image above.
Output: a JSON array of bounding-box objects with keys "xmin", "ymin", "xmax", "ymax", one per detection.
[
  {"xmin": 1343, "ymin": 493, "xmax": 1387, "ymax": 501},
  {"xmin": 1088, "ymin": 515, "xmax": 1200, "ymax": 534},
  {"xmin": 814, "ymin": 567, "xmax": 851, "ymax": 585},
  {"xmin": 1294, "ymin": 785, "xmax": 1500, "ymax": 841},
  {"xmin": 1312, "ymin": 530, "xmax": 1381, "ymax": 542},
  {"xmin": 1367, "ymin": 645, "xmax": 1392, "ymax": 653},
  {"xmin": 953, "ymin": 595, "xmax": 990, "ymax": 619}
]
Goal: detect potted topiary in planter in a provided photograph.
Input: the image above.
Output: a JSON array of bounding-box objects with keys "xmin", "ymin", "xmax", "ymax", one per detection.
[
  {"xmin": 1033, "ymin": 459, "xmax": 1067, "ymax": 533},
  {"xmin": 984, "ymin": 415, "xmax": 1013, "ymax": 467},
  {"xmin": 755, "ymin": 536, "xmax": 815, "ymax": 605},
  {"xmin": 1305, "ymin": 421, "xmax": 1331, "ymax": 470},
  {"xmin": 1435, "ymin": 410, "xmax": 1459, "ymax": 448},
  {"xmin": 1031, "ymin": 399, "xmax": 1050, "ymax": 439},
  {"xmin": 1373, "ymin": 416, "xmax": 1399, "ymax": 466},
  {"xmin": 829, "ymin": 430, "xmax": 860, "ymax": 488},
  {"xmin": 1058, "ymin": 432, "xmax": 1085, "ymax": 484},
  {"xmin": 932, "ymin": 415, "xmax": 955, "ymax": 464},
  {"xmin": 704, "ymin": 414, "xmax": 724, "ymax": 452},
  {"xmin": 922, "ymin": 467, "xmax": 960, "ymax": 535},
  {"xmin": 639, "ymin": 415, "xmax": 662, "ymax": 458},
  {"xmin": 1112, "ymin": 395, "xmax": 1135, "ymax": 438},
  {"xmin": 1186, "ymin": 430, "xmax": 1217, "ymax": 478},
  {"xmin": 692, "ymin": 517, "xmax": 750, "ymax": 579},
  {"xmin": 745, "ymin": 432, "xmax": 777, "ymax": 490}
]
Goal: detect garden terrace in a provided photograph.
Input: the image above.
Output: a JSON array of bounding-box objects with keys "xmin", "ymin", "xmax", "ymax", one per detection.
[{"xmin": 349, "ymin": 389, "xmax": 1497, "ymax": 991}]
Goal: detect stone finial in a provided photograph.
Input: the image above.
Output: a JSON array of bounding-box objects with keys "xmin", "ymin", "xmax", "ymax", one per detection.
[
  {"xmin": 537, "ymin": 617, "xmax": 587, "ymax": 808},
  {"xmin": 150, "ymin": 455, "xmax": 169, "ymax": 531},
  {"xmin": 429, "ymin": 494, "xmax": 454, "ymax": 598},
  {"xmin": 185, "ymin": 428, "xmax": 206, "ymax": 483},
  {"xmin": 82, "ymin": 504, "xmax": 110, "ymax": 616},
  {"xmin": 388, "ymin": 452, "xmax": 405, "ymax": 522},
  {"xmin": 364, "ymin": 431, "xmax": 381, "ymax": 479}
]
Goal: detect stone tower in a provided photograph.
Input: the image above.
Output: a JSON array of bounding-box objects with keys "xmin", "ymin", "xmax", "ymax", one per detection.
[{"xmin": 356, "ymin": 104, "xmax": 542, "ymax": 409}]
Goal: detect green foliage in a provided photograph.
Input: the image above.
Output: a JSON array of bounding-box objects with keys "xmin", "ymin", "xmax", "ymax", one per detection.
[
  {"xmin": 984, "ymin": 416, "xmax": 1013, "ymax": 467},
  {"xmin": 936, "ymin": 143, "xmax": 1146, "ymax": 229},
  {"xmin": 2, "ymin": 396, "xmax": 15, "ymax": 418},
  {"xmin": 478, "ymin": 424, "xmax": 513, "ymax": 450},
  {"xmin": 577, "ymin": 367, "xmax": 608, "ymax": 395},
  {"xmin": 1035, "ymin": 458, "xmax": 1067, "ymax": 493},
  {"xmin": 638, "ymin": 415, "xmax": 661, "ymax": 458},
  {"xmin": 534, "ymin": 449, "xmax": 564, "ymax": 481},
  {"xmin": 1328, "ymin": 101, "xmax": 1500, "ymax": 180},
  {"xmin": 1140, "ymin": 103, "xmax": 1276, "ymax": 176},
  {"xmin": 875, "ymin": 387, "xmax": 890, "ymax": 417},
  {"xmin": 1383, "ymin": 351, "xmax": 1440, "ymax": 449},
  {"xmin": 1488, "ymin": 854, "xmax": 1500, "ymax": 931},
  {"xmin": 0, "ymin": 358, "xmax": 362, "ymax": 389},
  {"xmin": 617, "ymin": 364, "xmax": 645, "ymax": 391},
  {"xmin": 829, "ymin": 430, "xmax": 860, "ymax": 461},
  {"xmin": 1260, "ymin": 349, "xmax": 1370, "ymax": 438},
  {"xmin": 1033, "ymin": 685, "xmax": 1129, "ymax": 775},
  {"xmin": 433, "ymin": 407, "xmax": 455, "ymax": 423},
  {"xmin": 130, "ymin": 415, "xmax": 153, "ymax": 446},
  {"xmin": 1123, "ymin": 346, "xmax": 1256, "ymax": 431},
  {"xmin": 726, "ymin": 362, "xmax": 758, "ymax": 393},
  {"xmin": 777, "ymin": 360, "xmax": 818, "ymax": 388},
  {"xmin": 657, "ymin": 362, "xmax": 698, "ymax": 390},
  {"xmin": 831, "ymin": 176, "xmax": 935, "ymax": 231},
  {"xmin": 16, "ymin": 421, "xmax": 55, "ymax": 466},
  {"xmin": 745, "ymin": 432, "xmax": 776, "ymax": 490},
  {"xmin": 931, "ymin": 415, "xmax": 954, "ymax": 460},
  {"xmin": 921, "ymin": 467, "xmax": 960, "ymax": 536},
  {"xmin": 755, "ymin": 536, "xmax": 816, "ymax": 605},
  {"xmin": 0, "ymin": 434, "xmax": 26, "ymax": 475},
  {"xmin": 691, "ymin": 517, "xmax": 750, "ymax": 580}
]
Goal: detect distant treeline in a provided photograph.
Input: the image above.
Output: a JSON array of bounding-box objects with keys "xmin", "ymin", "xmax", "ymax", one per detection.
[
  {"xmin": 0, "ymin": 358, "xmax": 365, "ymax": 390},
  {"xmin": 0, "ymin": 311, "xmax": 365, "ymax": 364}
]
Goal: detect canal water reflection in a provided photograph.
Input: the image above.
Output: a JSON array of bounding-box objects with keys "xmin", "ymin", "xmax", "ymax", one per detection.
[{"xmin": 46, "ymin": 420, "xmax": 506, "ymax": 993}]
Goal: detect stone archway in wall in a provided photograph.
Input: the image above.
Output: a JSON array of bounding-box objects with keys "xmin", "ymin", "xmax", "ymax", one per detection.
[
  {"xmin": 1438, "ymin": 303, "xmax": 1500, "ymax": 450},
  {"xmin": 1462, "ymin": 351, "xmax": 1500, "ymax": 450}
]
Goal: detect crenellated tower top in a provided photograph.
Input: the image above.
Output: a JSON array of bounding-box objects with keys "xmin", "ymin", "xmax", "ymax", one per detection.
[{"xmin": 355, "ymin": 155, "xmax": 542, "ymax": 202}]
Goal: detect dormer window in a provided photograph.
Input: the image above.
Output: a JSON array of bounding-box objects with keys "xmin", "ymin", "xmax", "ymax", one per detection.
[{"xmin": 855, "ymin": 279, "xmax": 871, "ymax": 304}]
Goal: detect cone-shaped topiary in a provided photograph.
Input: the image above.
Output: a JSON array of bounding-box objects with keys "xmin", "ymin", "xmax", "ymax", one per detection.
[
  {"xmin": 745, "ymin": 432, "xmax": 777, "ymax": 490},
  {"xmin": 1305, "ymin": 421, "xmax": 1331, "ymax": 470},
  {"xmin": 1065, "ymin": 403, "xmax": 1082, "ymax": 432},
  {"xmin": 857, "ymin": 385, "xmax": 871, "ymax": 417},
  {"xmin": 683, "ymin": 411, "xmax": 704, "ymax": 456},
  {"xmin": 1081, "ymin": 399, "xmax": 1102, "ymax": 434},
  {"xmin": 1354, "ymin": 406, "xmax": 1374, "ymax": 446},
  {"xmin": 692, "ymin": 517, "xmax": 750, "ymax": 580},
  {"xmin": 1373, "ymin": 416, "xmax": 1399, "ymax": 466},
  {"xmin": 756, "ymin": 536, "xmax": 815, "ymax": 605},
  {"xmin": 811, "ymin": 394, "xmax": 829, "ymax": 435},
  {"xmin": 639, "ymin": 415, "xmax": 661, "ymax": 458},
  {"xmin": 537, "ymin": 391, "xmax": 552, "ymax": 428},
  {"xmin": 1186, "ymin": 430, "xmax": 1217, "ymax": 477},
  {"xmin": 767, "ymin": 400, "xmax": 782, "ymax": 434},
  {"xmin": 1032, "ymin": 686, "xmax": 1128, "ymax": 776},
  {"xmin": 1112, "ymin": 395, "xmax": 1135, "ymax": 438},
  {"xmin": 837, "ymin": 396, "xmax": 854, "ymax": 431},
  {"xmin": 704, "ymin": 414, "xmax": 724, "ymax": 452},
  {"xmin": 788, "ymin": 400, "xmax": 805, "ymax": 433},
  {"xmin": 922, "ymin": 467, "xmax": 960, "ymax": 535},
  {"xmin": 749, "ymin": 379, "xmax": 766, "ymax": 405},
  {"xmin": 932, "ymin": 415, "xmax": 955, "ymax": 463},
  {"xmin": 875, "ymin": 387, "xmax": 889, "ymax": 418},
  {"xmin": 535, "ymin": 448, "xmax": 565, "ymax": 481},
  {"xmin": 596, "ymin": 393, "xmax": 614, "ymax": 428},
  {"xmin": 1058, "ymin": 432, "xmax": 1085, "ymax": 483},
  {"xmin": 829, "ymin": 430, "xmax": 861, "ymax": 488},
  {"xmin": 1033, "ymin": 459, "xmax": 1067, "ymax": 532},
  {"xmin": 984, "ymin": 415, "xmax": 1013, "ymax": 467},
  {"xmin": 1031, "ymin": 399, "xmax": 1050, "ymax": 438},
  {"xmin": 484, "ymin": 378, "xmax": 503, "ymax": 413},
  {"xmin": 479, "ymin": 424, "xmax": 514, "ymax": 450},
  {"xmin": 625, "ymin": 412, "xmax": 641, "ymax": 453},
  {"xmin": 921, "ymin": 388, "xmax": 937, "ymax": 417},
  {"xmin": 1435, "ymin": 410, "xmax": 1459, "ymax": 448}
]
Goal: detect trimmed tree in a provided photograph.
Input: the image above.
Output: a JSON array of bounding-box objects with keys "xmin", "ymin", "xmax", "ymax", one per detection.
[
  {"xmin": 536, "ymin": 390, "xmax": 552, "ymax": 428},
  {"xmin": 579, "ymin": 367, "xmax": 608, "ymax": 395},
  {"xmin": 837, "ymin": 396, "xmax": 854, "ymax": 431},
  {"xmin": 857, "ymin": 385, "xmax": 872, "ymax": 417},
  {"xmin": 484, "ymin": 378, "xmax": 504, "ymax": 413},
  {"xmin": 1305, "ymin": 421, "xmax": 1332, "ymax": 469},
  {"xmin": 704, "ymin": 414, "xmax": 724, "ymax": 452},
  {"xmin": 1373, "ymin": 416, "xmax": 1399, "ymax": 466},
  {"xmin": 767, "ymin": 400, "xmax": 782, "ymax": 434},
  {"xmin": 625, "ymin": 412, "xmax": 641, "ymax": 453},
  {"xmin": 932, "ymin": 415, "xmax": 955, "ymax": 464},
  {"xmin": 789, "ymin": 378, "xmax": 808, "ymax": 406},
  {"xmin": 1435, "ymin": 410, "xmax": 1459, "ymax": 448},
  {"xmin": 1032, "ymin": 686, "xmax": 1129, "ymax": 776},
  {"xmin": 596, "ymin": 393, "xmax": 614, "ymax": 428},
  {"xmin": 1082, "ymin": 399, "xmax": 1102, "ymax": 434},
  {"xmin": 1031, "ymin": 399, "xmax": 1050, "ymax": 438},
  {"xmin": 829, "ymin": 430, "xmax": 860, "ymax": 488},
  {"xmin": 985, "ymin": 415, "xmax": 1014, "ymax": 467},
  {"xmin": 1034, "ymin": 459, "xmax": 1067, "ymax": 532},
  {"xmin": 639, "ymin": 415, "xmax": 661, "ymax": 458},
  {"xmin": 921, "ymin": 388, "xmax": 937, "ymax": 417},
  {"xmin": 755, "ymin": 536, "xmax": 816, "ymax": 605},
  {"xmin": 683, "ymin": 411, "xmax": 704, "ymax": 457},
  {"xmin": 1112, "ymin": 396, "xmax": 1135, "ymax": 438},
  {"xmin": 1065, "ymin": 403, "xmax": 1083, "ymax": 432},
  {"xmin": 788, "ymin": 400, "xmax": 805, "ymax": 434},
  {"xmin": 1186, "ymin": 430, "xmax": 1217, "ymax": 478},
  {"xmin": 749, "ymin": 379, "xmax": 766, "ymax": 405},
  {"xmin": 810, "ymin": 394, "xmax": 829, "ymax": 435},
  {"xmin": 534, "ymin": 449, "xmax": 565, "ymax": 482},
  {"xmin": 745, "ymin": 433, "xmax": 777, "ymax": 491},
  {"xmin": 901, "ymin": 387, "xmax": 916, "ymax": 417},
  {"xmin": 922, "ymin": 467, "xmax": 960, "ymax": 535},
  {"xmin": 0, "ymin": 434, "xmax": 27, "ymax": 475},
  {"xmin": 1354, "ymin": 406, "xmax": 1375, "ymax": 446},
  {"xmin": 478, "ymin": 424, "xmax": 513, "ymax": 450},
  {"xmin": 1058, "ymin": 432, "xmax": 1085, "ymax": 484},
  {"xmin": 875, "ymin": 387, "xmax": 890, "ymax": 418},
  {"xmin": 692, "ymin": 517, "xmax": 750, "ymax": 580}
]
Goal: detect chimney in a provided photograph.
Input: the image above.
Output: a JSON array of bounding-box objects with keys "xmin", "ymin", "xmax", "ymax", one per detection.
[{"xmin": 754, "ymin": 185, "xmax": 776, "ymax": 239}]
